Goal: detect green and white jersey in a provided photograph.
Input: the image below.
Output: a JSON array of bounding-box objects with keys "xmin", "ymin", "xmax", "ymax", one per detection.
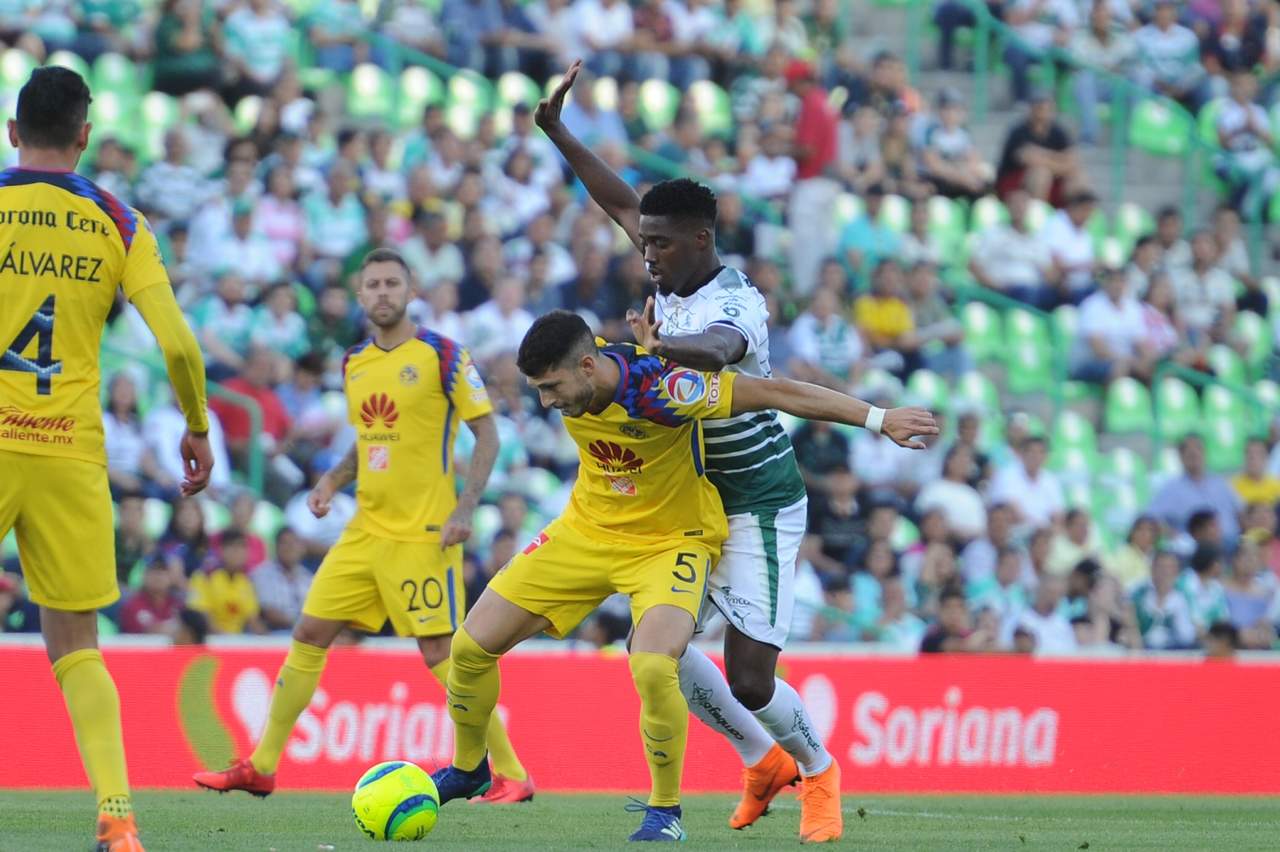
[{"xmin": 654, "ymin": 265, "xmax": 806, "ymax": 515}]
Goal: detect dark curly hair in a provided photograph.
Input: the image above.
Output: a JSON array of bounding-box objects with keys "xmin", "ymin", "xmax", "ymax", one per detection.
[
  {"xmin": 517, "ymin": 310, "xmax": 596, "ymax": 377},
  {"xmin": 16, "ymin": 66, "xmax": 92, "ymax": 149},
  {"xmin": 639, "ymin": 177, "xmax": 718, "ymax": 226}
]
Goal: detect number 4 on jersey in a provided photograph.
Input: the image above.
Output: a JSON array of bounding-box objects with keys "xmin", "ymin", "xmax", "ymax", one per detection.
[{"xmin": 1, "ymin": 295, "xmax": 61, "ymax": 395}]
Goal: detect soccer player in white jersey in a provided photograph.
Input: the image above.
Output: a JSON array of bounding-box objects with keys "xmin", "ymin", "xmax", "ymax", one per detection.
[{"xmin": 536, "ymin": 61, "xmax": 902, "ymax": 842}]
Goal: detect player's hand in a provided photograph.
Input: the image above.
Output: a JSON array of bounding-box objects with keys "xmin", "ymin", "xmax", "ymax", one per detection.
[
  {"xmin": 626, "ymin": 296, "xmax": 664, "ymax": 352},
  {"xmin": 307, "ymin": 475, "xmax": 336, "ymax": 519},
  {"xmin": 535, "ymin": 59, "xmax": 582, "ymax": 132},
  {"xmin": 440, "ymin": 505, "xmax": 474, "ymax": 548},
  {"xmin": 179, "ymin": 430, "xmax": 214, "ymax": 496},
  {"xmin": 882, "ymin": 406, "xmax": 940, "ymax": 450}
]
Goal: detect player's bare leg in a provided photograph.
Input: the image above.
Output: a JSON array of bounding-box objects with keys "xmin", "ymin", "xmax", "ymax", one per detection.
[
  {"xmin": 417, "ymin": 634, "xmax": 534, "ymax": 803},
  {"xmin": 723, "ymin": 628, "xmax": 842, "ymax": 843},
  {"xmin": 434, "ymin": 589, "xmax": 550, "ymax": 804},
  {"xmin": 43, "ymin": 608, "xmax": 144, "ymax": 852},
  {"xmin": 626, "ymin": 604, "xmax": 697, "ymax": 841},
  {"xmin": 194, "ymin": 615, "xmax": 345, "ymax": 796}
]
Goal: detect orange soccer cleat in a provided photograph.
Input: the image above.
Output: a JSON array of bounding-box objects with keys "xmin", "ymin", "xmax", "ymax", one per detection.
[
  {"xmin": 95, "ymin": 812, "xmax": 144, "ymax": 852},
  {"xmin": 798, "ymin": 759, "xmax": 843, "ymax": 843},
  {"xmin": 193, "ymin": 757, "xmax": 277, "ymax": 797},
  {"xmin": 729, "ymin": 743, "xmax": 800, "ymax": 830},
  {"xmin": 473, "ymin": 772, "xmax": 536, "ymax": 804}
]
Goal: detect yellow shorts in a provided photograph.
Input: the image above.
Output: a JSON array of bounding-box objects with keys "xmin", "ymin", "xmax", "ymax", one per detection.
[
  {"xmin": 0, "ymin": 450, "xmax": 117, "ymax": 611},
  {"xmin": 489, "ymin": 520, "xmax": 719, "ymax": 639},
  {"xmin": 302, "ymin": 526, "xmax": 464, "ymax": 638}
]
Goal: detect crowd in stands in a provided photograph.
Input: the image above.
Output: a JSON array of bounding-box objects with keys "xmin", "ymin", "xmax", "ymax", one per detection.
[{"xmin": 1, "ymin": 0, "xmax": 1279, "ymax": 657}]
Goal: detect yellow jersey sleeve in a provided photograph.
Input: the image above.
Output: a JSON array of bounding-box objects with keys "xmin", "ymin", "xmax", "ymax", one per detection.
[
  {"xmin": 443, "ymin": 342, "xmax": 494, "ymax": 422},
  {"xmin": 604, "ymin": 344, "xmax": 737, "ymax": 425},
  {"xmin": 120, "ymin": 210, "xmax": 169, "ymax": 300}
]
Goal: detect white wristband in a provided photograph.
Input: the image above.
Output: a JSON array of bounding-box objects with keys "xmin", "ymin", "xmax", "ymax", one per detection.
[{"xmin": 865, "ymin": 406, "xmax": 886, "ymax": 435}]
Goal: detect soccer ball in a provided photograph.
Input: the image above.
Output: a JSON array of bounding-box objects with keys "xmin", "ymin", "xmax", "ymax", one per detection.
[{"xmin": 351, "ymin": 760, "xmax": 440, "ymax": 841}]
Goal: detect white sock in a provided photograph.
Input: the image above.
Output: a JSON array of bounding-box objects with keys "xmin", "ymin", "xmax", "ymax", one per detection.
[
  {"xmin": 752, "ymin": 678, "xmax": 832, "ymax": 776},
  {"xmin": 677, "ymin": 645, "xmax": 774, "ymax": 767}
]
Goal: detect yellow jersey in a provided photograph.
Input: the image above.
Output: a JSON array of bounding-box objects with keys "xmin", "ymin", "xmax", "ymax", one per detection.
[
  {"xmin": 342, "ymin": 328, "xmax": 493, "ymax": 542},
  {"xmin": 188, "ymin": 569, "xmax": 259, "ymax": 634},
  {"xmin": 560, "ymin": 342, "xmax": 737, "ymax": 543},
  {"xmin": 0, "ymin": 167, "xmax": 169, "ymax": 465}
]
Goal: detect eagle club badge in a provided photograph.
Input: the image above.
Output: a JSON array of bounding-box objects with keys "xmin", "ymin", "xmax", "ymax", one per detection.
[{"xmin": 399, "ymin": 365, "xmax": 419, "ymax": 385}]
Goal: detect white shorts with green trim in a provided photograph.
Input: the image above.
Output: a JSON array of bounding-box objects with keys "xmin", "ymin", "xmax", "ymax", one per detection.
[{"xmin": 697, "ymin": 496, "xmax": 808, "ymax": 649}]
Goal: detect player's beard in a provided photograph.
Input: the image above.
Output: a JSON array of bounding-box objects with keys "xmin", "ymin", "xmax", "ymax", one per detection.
[{"xmin": 368, "ymin": 299, "xmax": 408, "ymax": 329}]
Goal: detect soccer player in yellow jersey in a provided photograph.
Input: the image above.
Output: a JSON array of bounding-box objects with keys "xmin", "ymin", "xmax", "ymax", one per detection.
[
  {"xmin": 431, "ymin": 311, "xmax": 935, "ymax": 842},
  {"xmin": 0, "ymin": 68, "xmax": 213, "ymax": 852},
  {"xmin": 194, "ymin": 248, "xmax": 533, "ymax": 803}
]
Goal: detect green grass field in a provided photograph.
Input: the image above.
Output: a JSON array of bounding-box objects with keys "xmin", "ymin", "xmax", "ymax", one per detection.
[{"xmin": 1, "ymin": 791, "xmax": 1277, "ymax": 851}]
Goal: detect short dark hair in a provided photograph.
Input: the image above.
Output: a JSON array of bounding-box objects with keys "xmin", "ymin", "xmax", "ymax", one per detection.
[
  {"xmin": 638, "ymin": 178, "xmax": 717, "ymax": 226},
  {"xmin": 1207, "ymin": 620, "xmax": 1239, "ymax": 647},
  {"xmin": 1190, "ymin": 545, "xmax": 1222, "ymax": 575},
  {"xmin": 1187, "ymin": 509, "xmax": 1217, "ymax": 536},
  {"xmin": 938, "ymin": 584, "xmax": 967, "ymax": 607},
  {"xmin": 220, "ymin": 529, "xmax": 247, "ymax": 547},
  {"xmin": 516, "ymin": 310, "xmax": 595, "ymax": 376},
  {"xmin": 359, "ymin": 247, "xmax": 411, "ymax": 278},
  {"xmin": 16, "ymin": 66, "xmax": 91, "ymax": 149},
  {"xmin": 1157, "ymin": 205, "xmax": 1181, "ymax": 222}
]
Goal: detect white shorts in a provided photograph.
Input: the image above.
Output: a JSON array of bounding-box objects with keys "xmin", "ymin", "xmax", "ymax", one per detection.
[{"xmin": 698, "ymin": 496, "xmax": 807, "ymax": 649}]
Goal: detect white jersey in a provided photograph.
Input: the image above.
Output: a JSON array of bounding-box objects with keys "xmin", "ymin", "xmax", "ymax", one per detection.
[{"xmin": 654, "ymin": 266, "xmax": 806, "ymax": 515}]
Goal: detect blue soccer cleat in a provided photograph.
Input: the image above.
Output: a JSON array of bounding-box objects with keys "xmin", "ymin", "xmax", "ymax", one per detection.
[
  {"xmin": 626, "ymin": 801, "xmax": 686, "ymax": 842},
  {"xmin": 431, "ymin": 759, "xmax": 492, "ymax": 805}
]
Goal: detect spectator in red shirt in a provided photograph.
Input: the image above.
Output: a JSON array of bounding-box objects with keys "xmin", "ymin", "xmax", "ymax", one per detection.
[
  {"xmin": 785, "ymin": 59, "xmax": 840, "ymax": 297},
  {"xmin": 120, "ymin": 560, "xmax": 184, "ymax": 636},
  {"xmin": 209, "ymin": 345, "xmax": 301, "ymax": 503}
]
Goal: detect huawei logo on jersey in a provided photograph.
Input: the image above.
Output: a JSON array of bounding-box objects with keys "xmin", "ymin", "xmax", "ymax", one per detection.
[
  {"xmin": 360, "ymin": 393, "xmax": 399, "ymax": 429},
  {"xmin": 587, "ymin": 440, "xmax": 644, "ymax": 473}
]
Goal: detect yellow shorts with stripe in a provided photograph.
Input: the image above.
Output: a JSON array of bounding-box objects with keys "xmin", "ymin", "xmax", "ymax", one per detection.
[
  {"xmin": 489, "ymin": 519, "xmax": 720, "ymax": 639},
  {"xmin": 0, "ymin": 450, "xmax": 117, "ymax": 611},
  {"xmin": 302, "ymin": 526, "xmax": 464, "ymax": 638}
]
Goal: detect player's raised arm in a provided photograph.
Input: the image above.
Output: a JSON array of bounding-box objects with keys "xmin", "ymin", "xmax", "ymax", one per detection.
[
  {"xmin": 729, "ymin": 374, "xmax": 939, "ymax": 449},
  {"xmin": 535, "ymin": 59, "xmax": 643, "ymax": 251},
  {"xmin": 627, "ymin": 296, "xmax": 746, "ymax": 371}
]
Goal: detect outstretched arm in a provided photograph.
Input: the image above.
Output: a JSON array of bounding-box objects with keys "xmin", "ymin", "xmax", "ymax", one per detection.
[
  {"xmin": 627, "ymin": 296, "xmax": 746, "ymax": 370},
  {"xmin": 535, "ymin": 59, "xmax": 643, "ymax": 251},
  {"xmin": 730, "ymin": 374, "xmax": 938, "ymax": 449}
]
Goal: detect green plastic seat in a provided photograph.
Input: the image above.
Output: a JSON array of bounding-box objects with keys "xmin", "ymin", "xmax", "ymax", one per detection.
[
  {"xmin": 1023, "ymin": 199, "xmax": 1052, "ymax": 234},
  {"xmin": 45, "ymin": 50, "xmax": 90, "ymax": 81},
  {"xmin": 1234, "ymin": 312, "xmax": 1271, "ymax": 374},
  {"xmin": 1104, "ymin": 376, "xmax": 1153, "ymax": 435},
  {"xmin": 89, "ymin": 91, "xmax": 134, "ymax": 144},
  {"xmin": 1096, "ymin": 236, "xmax": 1127, "ymax": 269},
  {"xmin": 1, "ymin": 48, "xmax": 36, "ymax": 91},
  {"xmin": 1062, "ymin": 479, "xmax": 1095, "ymax": 510},
  {"xmin": 1197, "ymin": 98, "xmax": 1227, "ymax": 148},
  {"xmin": 233, "ymin": 95, "xmax": 263, "ymax": 135},
  {"xmin": 927, "ymin": 195, "xmax": 966, "ymax": 257},
  {"xmin": 1051, "ymin": 445, "xmax": 1097, "ymax": 479},
  {"xmin": 1155, "ymin": 376, "xmax": 1200, "ymax": 442},
  {"xmin": 1051, "ymin": 305, "xmax": 1077, "ymax": 364},
  {"xmin": 471, "ymin": 504, "xmax": 502, "ymax": 548},
  {"xmin": 249, "ymin": 501, "xmax": 286, "ymax": 544},
  {"xmin": 1203, "ymin": 414, "xmax": 1246, "ymax": 473},
  {"xmin": 444, "ymin": 100, "xmax": 481, "ymax": 139},
  {"xmin": 878, "ymin": 194, "xmax": 911, "ymax": 233},
  {"xmin": 688, "ymin": 79, "xmax": 732, "ymax": 138},
  {"xmin": 890, "ymin": 516, "xmax": 919, "ymax": 550},
  {"xmin": 906, "ymin": 369, "xmax": 950, "ymax": 414},
  {"xmin": 447, "ymin": 69, "xmax": 492, "ymax": 111},
  {"xmin": 1053, "ymin": 409, "xmax": 1098, "ymax": 454},
  {"xmin": 638, "ymin": 78, "xmax": 680, "ymax": 132},
  {"xmin": 92, "ymin": 52, "xmax": 138, "ymax": 101},
  {"xmin": 961, "ymin": 301, "xmax": 1003, "ymax": 363},
  {"xmin": 1129, "ymin": 99, "xmax": 1193, "ymax": 157},
  {"xmin": 139, "ymin": 91, "xmax": 179, "ymax": 163},
  {"xmin": 969, "ymin": 196, "xmax": 1008, "ymax": 232},
  {"xmin": 143, "ymin": 498, "xmax": 172, "ymax": 541},
  {"xmin": 293, "ymin": 281, "xmax": 316, "ymax": 318},
  {"xmin": 1155, "ymin": 445, "xmax": 1183, "ymax": 480},
  {"xmin": 496, "ymin": 70, "xmax": 540, "ymax": 108},
  {"xmin": 1206, "ymin": 344, "xmax": 1246, "ymax": 385},
  {"xmin": 1006, "ymin": 308, "xmax": 1049, "ymax": 345},
  {"xmin": 347, "ymin": 62, "xmax": 395, "ymax": 120},
  {"xmin": 833, "ymin": 192, "xmax": 865, "ymax": 231},
  {"xmin": 593, "ymin": 76, "xmax": 618, "ymax": 111},
  {"xmin": 1105, "ymin": 446, "xmax": 1149, "ymax": 491},
  {"xmin": 955, "ymin": 370, "xmax": 1000, "ymax": 414},
  {"xmin": 397, "ymin": 66, "xmax": 445, "ymax": 129},
  {"xmin": 1202, "ymin": 384, "xmax": 1243, "ymax": 421},
  {"xmin": 1113, "ymin": 201, "xmax": 1155, "ymax": 246},
  {"xmin": 1255, "ymin": 379, "xmax": 1280, "ymax": 414},
  {"xmin": 1005, "ymin": 339, "xmax": 1053, "ymax": 395},
  {"xmin": 202, "ymin": 501, "xmax": 232, "ymax": 535}
]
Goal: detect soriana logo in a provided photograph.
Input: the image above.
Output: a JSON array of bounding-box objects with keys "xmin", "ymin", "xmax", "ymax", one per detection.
[
  {"xmin": 360, "ymin": 393, "xmax": 399, "ymax": 429},
  {"xmin": 587, "ymin": 440, "xmax": 644, "ymax": 473}
]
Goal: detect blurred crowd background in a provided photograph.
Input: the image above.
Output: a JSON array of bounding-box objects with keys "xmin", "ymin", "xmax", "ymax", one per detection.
[{"xmin": 1, "ymin": 0, "xmax": 1280, "ymax": 658}]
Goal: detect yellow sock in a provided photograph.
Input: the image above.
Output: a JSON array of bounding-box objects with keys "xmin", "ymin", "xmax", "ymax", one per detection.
[
  {"xmin": 249, "ymin": 640, "xmax": 328, "ymax": 774},
  {"xmin": 446, "ymin": 627, "xmax": 501, "ymax": 773},
  {"xmin": 628, "ymin": 652, "xmax": 688, "ymax": 808},
  {"xmin": 52, "ymin": 649, "xmax": 130, "ymax": 812},
  {"xmin": 431, "ymin": 658, "xmax": 526, "ymax": 782}
]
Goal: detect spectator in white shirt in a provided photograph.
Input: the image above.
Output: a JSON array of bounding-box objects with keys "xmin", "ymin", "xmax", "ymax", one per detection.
[
  {"xmin": 253, "ymin": 528, "xmax": 315, "ymax": 632},
  {"xmin": 1003, "ymin": 0, "xmax": 1079, "ymax": 103},
  {"xmin": 575, "ymin": 0, "xmax": 634, "ymax": 80},
  {"xmin": 1038, "ymin": 187, "xmax": 1098, "ymax": 305},
  {"xmin": 364, "ymin": 129, "xmax": 409, "ymax": 204},
  {"xmin": 1215, "ymin": 70, "xmax": 1280, "ymax": 221},
  {"xmin": 740, "ymin": 125, "xmax": 796, "ymax": 201},
  {"xmin": 1131, "ymin": 550, "xmax": 1198, "ymax": 649},
  {"xmin": 499, "ymin": 102, "xmax": 565, "ymax": 190},
  {"xmin": 1070, "ymin": 265, "xmax": 1154, "ymax": 384},
  {"xmin": 786, "ymin": 284, "xmax": 864, "ymax": 387},
  {"xmin": 143, "ymin": 387, "xmax": 234, "ymax": 498},
  {"xmin": 1003, "ymin": 574, "xmax": 1077, "ymax": 653},
  {"xmin": 210, "ymin": 199, "xmax": 284, "ymax": 297},
  {"xmin": 989, "ymin": 435, "xmax": 1066, "ymax": 531},
  {"xmin": 919, "ymin": 88, "xmax": 991, "ymax": 200},
  {"xmin": 466, "ymin": 276, "xmax": 536, "ymax": 364},
  {"xmin": 504, "ymin": 212, "xmax": 577, "ymax": 287},
  {"xmin": 915, "ymin": 444, "xmax": 988, "ymax": 542},
  {"xmin": 135, "ymin": 128, "xmax": 213, "ymax": 224},
  {"xmin": 401, "ymin": 210, "xmax": 466, "ymax": 292},
  {"xmin": 1071, "ymin": 1, "xmax": 1137, "ymax": 145},
  {"xmin": 1134, "ymin": 0, "xmax": 1209, "ymax": 110},
  {"xmin": 968, "ymin": 188, "xmax": 1055, "ymax": 305},
  {"xmin": 559, "ymin": 66, "xmax": 629, "ymax": 148},
  {"xmin": 1169, "ymin": 230, "xmax": 1237, "ymax": 342}
]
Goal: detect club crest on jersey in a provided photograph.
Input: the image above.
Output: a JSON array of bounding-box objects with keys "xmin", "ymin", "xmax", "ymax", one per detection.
[
  {"xmin": 360, "ymin": 393, "xmax": 399, "ymax": 428},
  {"xmin": 587, "ymin": 440, "xmax": 644, "ymax": 473},
  {"xmin": 367, "ymin": 445, "xmax": 389, "ymax": 471},
  {"xmin": 663, "ymin": 369, "xmax": 706, "ymax": 405},
  {"xmin": 619, "ymin": 423, "xmax": 647, "ymax": 439},
  {"xmin": 399, "ymin": 365, "xmax": 419, "ymax": 385}
]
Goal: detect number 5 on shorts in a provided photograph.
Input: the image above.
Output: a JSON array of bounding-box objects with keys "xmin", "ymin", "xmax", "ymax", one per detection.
[{"xmin": 671, "ymin": 552, "xmax": 699, "ymax": 588}]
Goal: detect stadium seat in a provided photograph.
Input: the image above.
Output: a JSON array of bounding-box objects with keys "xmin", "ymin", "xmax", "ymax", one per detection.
[
  {"xmin": 890, "ymin": 516, "xmax": 919, "ymax": 550},
  {"xmin": 92, "ymin": 52, "xmax": 138, "ymax": 101},
  {"xmin": 496, "ymin": 70, "xmax": 540, "ymax": 108},
  {"xmin": 1094, "ymin": 480, "xmax": 1142, "ymax": 538},
  {"xmin": 143, "ymin": 498, "xmax": 172, "ymax": 541},
  {"xmin": 1104, "ymin": 377, "xmax": 1153, "ymax": 435},
  {"xmin": 1154, "ymin": 444, "xmax": 1183, "ymax": 481},
  {"xmin": 688, "ymin": 80, "xmax": 732, "ymax": 138},
  {"xmin": 139, "ymin": 91, "xmax": 179, "ymax": 162},
  {"xmin": 906, "ymin": 369, "xmax": 950, "ymax": 414},
  {"xmin": 1005, "ymin": 307, "xmax": 1048, "ymax": 345},
  {"xmin": 397, "ymin": 66, "xmax": 445, "ymax": 129},
  {"xmin": 233, "ymin": 95, "xmax": 263, "ymax": 135},
  {"xmin": 927, "ymin": 195, "xmax": 966, "ymax": 254},
  {"xmin": 1128, "ymin": 99, "xmax": 1193, "ymax": 157},
  {"xmin": 955, "ymin": 371, "xmax": 1000, "ymax": 414},
  {"xmin": 347, "ymin": 63, "xmax": 395, "ymax": 120},
  {"xmin": 249, "ymin": 501, "xmax": 286, "ymax": 545},
  {"xmin": 1104, "ymin": 446, "xmax": 1149, "ymax": 492},
  {"xmin": 1113, "ymin": 202, "xmax": 1154, "ymax": 247},
  {"xmin": 1255, "ymin": 379, "xmax": 1280, "ymax": 414},
  {"xmin": 878, "ymin": 194, "xmax": 911, "ymax": 233},
  {"xmin": 471, "ymin": 504, "xmax": 501, "ymax": 550},
  {"xmin": 1096, "ymin": 237, "xmax": 1126, "ymax": 269},
  {"xmin": 1053, "ymin": 409, "xmax": 1098, "ymax": 453},
  {"xmin": 89, "ymin": 91, "xmax": 134, "ymax": 144},
  {"xmin": 1155, "ymin": 376, "xmax": 1200, "ymax": 441},
  {"xmin": 447, "ymin": 69, "xmax": 493, "ymax": 112},
  {"xmin": 1203, "ymin": 414, "xmax": 1246, "ymax": 473},
  {"xmin": 638, "ymin": 79, "xmax": 680, "ymax": 132},
  {"xmin": 833, "ymin": 192, "xmax": 865, "ymax": 231},
  {"xmin": 1, "ymin": 48, "xmax": 35, "ymax": 91},
  {"xmin": 1051, "ymin": 305, "xmax": 1077, "ymax": 364},
  {"xmin": 444, "ymin": 100, "xmax": 481, "ymax": 139},
  {"xmin": 202, "ymin": 501, "xmax": 232, "ymax": 535},
  {"xmin": 1050, "ymin": 444, "xmax": 1097, "ymax": 481},
  {"xmin": 1206, "ymin": 344, "xmax": 1245, "ymax": 386},
  {"xmin": 1023, "ymin": 198, "xmax": 1052, "ymax": 233},
  {"xmin": 1196, "ymin": 98, "xmax": 1227, "ymax": 149},
  {"xmin": 1202, "ymin": 384, "xmax": 1243, "ymax": 420},
  {"xmin": 969, "ymin": 196, "xmax": 1007, "ymax": 232},
  {"xmin": 1062, "ymin": 479, "xmax": 1094, "ymax": 510},
  {"xmin": 961, "ymin": 302, "xmax": 1002, "ymax": 362},
  {"xmin": 1233, "ymin": 311, "xmax": 1271, "ymax": 374},
  {"xmin": 593, "ymin": 76, "xmax": 618, "ymax": 111},
  {"xmin": 45, "ymin": 50, "xmax": 90, "ymax": 81},
  {"xmin": 1005, "ymin": 339, "xmax": 1053, "ymax": 395}
]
